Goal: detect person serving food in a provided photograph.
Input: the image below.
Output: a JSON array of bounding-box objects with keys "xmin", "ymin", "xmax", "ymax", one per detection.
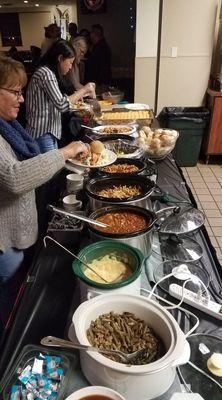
[
  {"xmin": 74, "ymin": 140, "xmax": 105, "ymax": 166},
  {"xmin": 0, "ymin": 55, "xmax": 88, "ymax": 330},
  {"xmin": 26, "ymin": 39, "xmax": 96, "ymax": 153}
]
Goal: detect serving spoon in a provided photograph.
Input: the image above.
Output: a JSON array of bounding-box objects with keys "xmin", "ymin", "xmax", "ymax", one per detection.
[
  {"xmin": 40, "ymin": 336, "xmax": 148, "ymax": 364},
  {"xmin": 43, "ymin": 236, "xmax": 124, "ymax": 284}
]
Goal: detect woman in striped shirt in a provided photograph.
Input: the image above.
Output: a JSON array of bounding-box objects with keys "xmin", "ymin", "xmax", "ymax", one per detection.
[{"xmin": 26, "ymin": 39, "xmax": 95, "ymax": 153}]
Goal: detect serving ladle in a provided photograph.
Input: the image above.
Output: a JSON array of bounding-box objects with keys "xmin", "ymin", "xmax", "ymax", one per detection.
[
  {"xmin": 43, "ymin": 236, "xmax": 124, "ymax": 284},
  {"xmin": 41, "ymin": 336, "xmax": 148, "ymax": 364}
]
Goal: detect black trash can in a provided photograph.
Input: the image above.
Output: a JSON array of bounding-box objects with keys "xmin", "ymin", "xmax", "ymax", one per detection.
[{"xmin": 158, "ymin": 107, "xmax": 209, "ymax": 167}]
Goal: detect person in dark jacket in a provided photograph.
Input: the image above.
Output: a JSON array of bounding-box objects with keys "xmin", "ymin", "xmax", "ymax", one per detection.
[{"xmin": 85, "ymin": 24, "xmax": 111, "ymax": 90}]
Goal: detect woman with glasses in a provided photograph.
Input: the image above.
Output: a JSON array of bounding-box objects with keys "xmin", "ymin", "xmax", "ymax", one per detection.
[
  {"xmin": 0, "ymin": 55, "xmax": 88, "ymax": 331},
  {"xmin": 26, "ymin": 39, "xmax": 95, "ymax": 153},
  {"xmin": 70, "ymin": 36, "xmax": 89, "ymax": 88}
]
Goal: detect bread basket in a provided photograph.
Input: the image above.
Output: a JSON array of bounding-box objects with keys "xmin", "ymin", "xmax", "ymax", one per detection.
[{"xmin": 136, "ymin": 127, "xmax": 179, "ymax": 160}]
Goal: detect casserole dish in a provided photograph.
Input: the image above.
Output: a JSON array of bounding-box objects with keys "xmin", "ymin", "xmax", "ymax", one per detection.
[
  {"xmin": 85, "ymin": 175, "xmax": 155, "ymax": 211},
  {"xmin": 73, "ymin": 294, "xmax": 190, "ymax": 400},
  {"xmin": 72, "ymin": 240, "xmax": 143, "ymax": 301},
  {"xmin": 88, "ymin": 205, "xmax": 156, "ymax": 256}
]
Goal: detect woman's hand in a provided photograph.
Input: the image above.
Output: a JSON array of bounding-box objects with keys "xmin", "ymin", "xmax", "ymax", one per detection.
[
  {"xmin": 58, "ymin": 141, "xmax": 88, "ymax": 161},
  {"xmin": 83, "ymin": 82, "xmax": 96, "ymax": 98},
  {"xmin": 69, "ymin": 82, "xmax": 96, "ymax": 104}
]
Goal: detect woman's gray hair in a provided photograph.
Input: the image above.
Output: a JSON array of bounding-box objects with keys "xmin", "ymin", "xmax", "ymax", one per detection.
[{"xmin": 72, "ymin": 36, "xmax": 88, "ymax": 62}]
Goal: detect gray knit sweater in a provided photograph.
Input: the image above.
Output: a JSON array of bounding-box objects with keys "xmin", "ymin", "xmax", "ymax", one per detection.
[{"xmin": 0, "ymin": 136, "xmax": 65, "ymax": 252}]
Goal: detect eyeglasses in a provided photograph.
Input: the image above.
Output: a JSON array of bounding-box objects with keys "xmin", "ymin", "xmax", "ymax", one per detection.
[
  {"xmin": 79, "ymin": 48, "xmax": 86, "ymax": 56},
  {"xmin": 0, "ymin": 87, "xmax": 24, "ymax": 99}
]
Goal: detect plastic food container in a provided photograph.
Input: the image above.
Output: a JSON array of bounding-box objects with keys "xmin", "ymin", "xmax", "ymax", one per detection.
[
  {"xmin": 136, "ymin": 127, "xmax": 179, "ymax": 160},
  {"xmin": 2, "ymin": 344, "xmax": 72, "ymax": 400},
  {"xmin": 102, "ymin": 139, "xmax": 144, "ymax": 159},
  {"xmin": 102, "ymin": 91, "xmax": 124, "ymax": 104}
]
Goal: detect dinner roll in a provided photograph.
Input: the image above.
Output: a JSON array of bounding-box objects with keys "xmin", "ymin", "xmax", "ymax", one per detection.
[
  {"xmin": 160, "ymin": 134, "xmax": 175, "ymax": 147},
  {"xmin": 90, "ymin": 140, "xmax": 104, "ymax": 154},
  {"xmin": 150, "ymin": 138, "xmax": 161, "ymax": 153},
  {"xmin": 142, "ymin": 126, "xmax": 152, "ymax": 135}
]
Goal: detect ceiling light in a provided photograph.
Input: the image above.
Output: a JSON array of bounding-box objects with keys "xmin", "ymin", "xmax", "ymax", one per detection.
[
  {"xmin": 24, "ymin": 0, "xmax": 28, "ymax": 3},
  {"xmin": 35, "ymin": 3, "xmax": 39, "ymax": 6}
]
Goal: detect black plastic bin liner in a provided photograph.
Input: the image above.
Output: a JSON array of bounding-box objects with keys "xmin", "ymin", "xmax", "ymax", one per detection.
[{"xmin": 158, "ymin": 107, "xmax": 209, "ymax": 124}]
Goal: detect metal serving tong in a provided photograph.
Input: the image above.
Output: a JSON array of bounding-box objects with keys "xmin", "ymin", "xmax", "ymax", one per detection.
[
  {"xmin": 41, "ymin": 336, "xmax": 148, "ymax": 364},
  {"xmin": 48, "ymin": 205, "xmax": 108, "ymax": 228}
]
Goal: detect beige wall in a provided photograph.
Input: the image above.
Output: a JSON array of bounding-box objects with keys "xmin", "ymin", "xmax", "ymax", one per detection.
[
  {"xmin": 135, "ymin": 58, "xmax": 157, "ymax": 109},
  {"xmin": 136, "ymin": 0, "xmax": 159, "ymax": 58},
  {"xmin": 158, "ymin": 0, "xmax": 218, "ymax": 113},
  {"xmin": 0, "ymin": 2, "xmax": 77, "ymax": 52},
  {"xmin": 135, "ymin": 0, "xmax": 220, "ymax": 113},
  {"xmin": 19, "ymin": 11, "xmax": 51, "ymax": 50},
  {"xmin": 134, "ymin": 0, "xmax": 159, "ymax": 109}
]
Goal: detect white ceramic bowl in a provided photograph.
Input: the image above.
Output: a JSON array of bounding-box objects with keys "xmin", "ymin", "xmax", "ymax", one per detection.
[
  {"xmin": 66, "ymin": 174, "xmax": 84, "ymax": 193},
  {"xmin": 62, "ymin": 195, "xmax": 82, "ymax": 211},
  {"xmin": 72, "ymin": 293, "xmax": 190, "ymax": 400},
  {"xmin": 65, "ymin": 386, "xmax": 126, "ymax": 400}
]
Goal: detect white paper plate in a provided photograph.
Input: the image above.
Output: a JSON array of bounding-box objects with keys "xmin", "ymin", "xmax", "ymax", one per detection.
[
  {"xmin": 92, "ymin": 124, "xmax": 136, "ymax": 136},
  {"xmin": 65, "ymin": 162, "xmax": 86, "ymax": 174},
  {"xmin": 71, "ymin": 102, "xmax": 91, "ymax": 111},
  {"xmin": 124, "ymin": 103, "xmax": 150, "ymax": 110},
  {"xmin": 68, "ymin": 149, "xmax": 117, "ymax": 169}
]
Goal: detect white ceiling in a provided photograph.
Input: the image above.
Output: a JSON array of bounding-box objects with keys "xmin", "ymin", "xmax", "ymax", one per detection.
[{"xmin": 0, "ymin": 0, "xmax": 72, "ymax": 7}]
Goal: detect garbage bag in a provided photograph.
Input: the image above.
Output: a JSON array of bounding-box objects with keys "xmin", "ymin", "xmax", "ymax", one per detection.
[{"xmin": 158, "ymin": 107, "xmax": 209, "ymax": 123}]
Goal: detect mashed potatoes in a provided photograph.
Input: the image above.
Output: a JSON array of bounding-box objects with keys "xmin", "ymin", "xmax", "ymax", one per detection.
[{"xmin": 83, "ymin": 253, "xmax": 132, "ymax": 283}]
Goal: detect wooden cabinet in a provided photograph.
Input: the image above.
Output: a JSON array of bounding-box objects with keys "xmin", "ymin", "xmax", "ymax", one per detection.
[{"xmin": 204, "ymin": 89, "xmax": 222, "ymax": 161}]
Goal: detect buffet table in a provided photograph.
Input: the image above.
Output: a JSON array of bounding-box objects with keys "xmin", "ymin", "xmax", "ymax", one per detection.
[{"xmin": 0, "ymin": 154, "xmax": 221, "ymax": 399}]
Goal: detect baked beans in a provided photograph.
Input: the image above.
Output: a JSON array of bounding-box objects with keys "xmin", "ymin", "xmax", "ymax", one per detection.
[
  {"xmin": 95, "ymin": 211, "xmax": 148, "ymax": 234},
  {"xmin": 102, "ymin": 164, "xmax": 139, "ymax": 174}
]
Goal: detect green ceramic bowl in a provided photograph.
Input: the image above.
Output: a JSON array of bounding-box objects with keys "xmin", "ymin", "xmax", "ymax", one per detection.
[{"xmin": 72, "ymin": 240, "xmax": 144, "ymax": 289}]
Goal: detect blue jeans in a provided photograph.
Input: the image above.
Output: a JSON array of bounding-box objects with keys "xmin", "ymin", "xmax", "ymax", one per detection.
[
  {"xmin": 0, "ymin": 248, "xmax": 24, "ymax": 328},
  {"xmin": 36, "ymin": 133, "xmax": 58, "ymax": 153},
  {"xmin": 0, "ymin": 248, "xmax": 24, "ymax": 284}
]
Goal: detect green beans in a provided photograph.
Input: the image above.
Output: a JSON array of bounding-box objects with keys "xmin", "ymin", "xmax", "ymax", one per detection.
[{"xmin": 86, "ymin": 312, "xmax": 164, "ymax": 365}]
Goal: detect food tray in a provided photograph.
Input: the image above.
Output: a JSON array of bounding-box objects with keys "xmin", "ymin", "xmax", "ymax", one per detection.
[
  {"xmin": 96, "ymin": 109, "xmax": 154, "ymax": 124},
  {"xmin": 47, "ymin": 213, "xmax": 84, "ymax": 245},
  {"xmin": 103, "ymin": 139, "xmax": 145, "ymax": 159},
  {"xmin": 2, "ymin": 344, "xmax": 76, "ymax": 400},
  {"xmin": 92, "ymin": 124, "xmax": 136, "ymax": 136}
]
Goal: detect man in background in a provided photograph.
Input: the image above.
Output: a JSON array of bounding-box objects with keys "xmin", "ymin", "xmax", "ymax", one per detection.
[
  {"xmin": 68, "ymin": 22, "xmax": 78, "ymax": 42},
  {"xmin": 41, "ymin": 23, "xmax": 61, "ymax": 57},
  {"xmin": 85, "ymin": 24, "xmax": 111, "ymax": 91}
]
